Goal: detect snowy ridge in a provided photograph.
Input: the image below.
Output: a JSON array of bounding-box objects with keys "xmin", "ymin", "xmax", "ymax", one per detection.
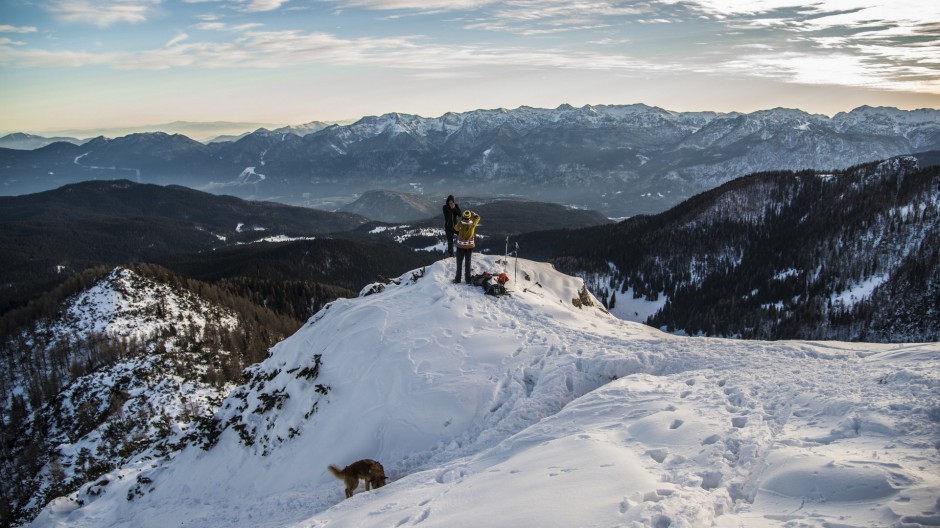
[
  {"xmin": 343, "ymin": 103, "xmax": 716, "ymax": 147},
  {"xmin": 331, "ymin": 104, "xmax": 940, "ymax": 153},
  {"xmin": 29, "ymin": 257, "xmax": 940, "ymax": 528},
  {"xmin": 48, "ymin": 268, "xmax": 239, "ymax": 341}
]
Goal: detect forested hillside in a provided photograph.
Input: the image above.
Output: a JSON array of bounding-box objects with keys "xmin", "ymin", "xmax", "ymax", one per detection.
[
  {"xmin": 0, "ymin": 264, "xmax": 308, "ymax": 525},
  {"xmin": 498, "ymin": 157, "xmax": 939, "ymax": 342},
  {"xmin": 0, "ymin": 180, "xmax": 422, "ymax": 316}
]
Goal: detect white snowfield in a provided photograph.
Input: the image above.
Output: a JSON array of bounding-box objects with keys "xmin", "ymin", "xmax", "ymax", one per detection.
[{"xmin": 31, "ymin": 256, "xmax": 940, "ymax": 528}]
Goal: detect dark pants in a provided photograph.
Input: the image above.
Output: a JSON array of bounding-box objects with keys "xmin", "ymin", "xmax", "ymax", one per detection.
[
  {"xmin": 455, "ymin": 247, "xmax": 472, "ymax": 282},
  {"xmin": 446, "ymin": 231, "xmax": 457, "ymax": 256}
]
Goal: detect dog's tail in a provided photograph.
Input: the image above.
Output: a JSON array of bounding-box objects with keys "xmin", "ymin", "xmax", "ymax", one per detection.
[{"xmin": 327, "ymin": 464, "xmax": 344, "ymax": 480}]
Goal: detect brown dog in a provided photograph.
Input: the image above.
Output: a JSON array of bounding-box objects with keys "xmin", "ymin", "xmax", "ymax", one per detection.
[{"xmin": 328, "ymin": 459, "xmax": 388, "ymax": 498}]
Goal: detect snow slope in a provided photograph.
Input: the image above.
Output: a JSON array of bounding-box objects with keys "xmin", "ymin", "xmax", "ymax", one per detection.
[{"xmin": 30, "ymin": 256, "xmax": 940, "ymax": 528}]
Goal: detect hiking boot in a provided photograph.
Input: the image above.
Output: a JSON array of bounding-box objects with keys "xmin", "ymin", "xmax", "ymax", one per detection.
[{"xmin": 452, "ymin": 278, "xmax": 461, "ymax": 284}]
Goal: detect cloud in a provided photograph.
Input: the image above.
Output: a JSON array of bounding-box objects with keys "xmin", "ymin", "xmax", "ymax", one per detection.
[
  {"xmin": 195, "ymin": 22, "xmax": 228, "ymax": 30},
  {"xmin": 193, "ymin": 20, "xmax": 264, "ymax": 31},
  {"xmin": 43, "ymin": 0, "xmax": 161, "ymax": 27},
  {"xmin": 0, "ymin": 47, "xmax": 117, "ymax": 67},
  {"xmin": 167, "ymin": 32, "xmax": 189, "ymax": 47},
  {"xmin": 720, "ymin": 50, "xmax": 940, "ymax": 94},
  {"xmin": 463, "ymin": 19, "xmax": 612, "ymax": 36},
  {"xmin": 241, "ymin": 0, "xmax": 290, "ymax": 12},
  {"xmin": 4, "ymin": 0, "xmax": 936, "ymax": 98},
  {"xmin": 589, "ymin": 38, "xmax": 632, "ymax": 45},
  {"xmin": 0, "ymin": 26, "xmax": 662, "ymax": 73},
  {"xmin": 651, "ymin": 0, "xmax": 940, "ymax": 95},
  {"xmin": 336, "ymin": 0, "xmax": 498, "ymax": 10},
  {"xmin": 454, "ymin": 2, "xmax": 655, "ymax": 36},
  {"xmin": 0, "ymin": 25, "xmax": 39, "ymax": 34}
]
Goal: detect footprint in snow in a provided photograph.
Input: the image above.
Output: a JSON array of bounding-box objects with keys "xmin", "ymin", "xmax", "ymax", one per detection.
[
  {"xmin": 647, "ymin": 448, "xmax": 669, "ymax": 463},
  {"xmin": 700, "ymin": 471, "xmax": 723, "ymax": 490},
  {"xmin": 701, "ymin": 434, "xmax": 721, "ymax": 445}
]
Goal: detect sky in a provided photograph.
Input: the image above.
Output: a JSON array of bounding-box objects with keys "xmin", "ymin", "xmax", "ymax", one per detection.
[
  {"xmin": 1, "ymin": 0, "xmax": 940, "ymax": 136},
  {"xmin": 27, "ymin": 256, "xmax": 940, "ymax": 527}
]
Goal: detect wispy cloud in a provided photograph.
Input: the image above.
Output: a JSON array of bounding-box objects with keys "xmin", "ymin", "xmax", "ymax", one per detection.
[
  {"xmin": 459, "ymin": 1, "xmax": 653, "ymax": 35},
  {"xmin": 43, "ymin": 0, "xmax": 161, "ymax": 27},
  {"xmin": 195, "ymin": 22, "xmax": 229, "ymax": 30},
  {"xmin": 336, "ymin": 0, "xmax": 499, "ymax": 10},
  {"xmin": 463, "ymin": 19, "xmax": 612, "ymax": 36},
  {"xmin": 0, "ymin": 37, "xmax": 27, "ymax": 46},
  {"xmin": 0, "ymin": 26, "xmax": 663, "ymax": 72},
  {"xmin": 700, "ymin": 0, "xmax": 940, "ymax": 93},
  {"xmin": 720, "ymin": 50, "xmax": 940, "ymax": 94},
  {"xmin": 166, "ymin": 32, "xmax": 189, "ymax": 47},
  {"xmin": 0, "ymin": 47, "xmax": 117, "ymax": 67},
  {"xmin": 0, "ymin": 25, "xmax": 39, "ymax": 33},
  {"xmin": 241, "ymin": 0, "xmax": 291, "ymax": 12},
  {"xmin": 193, "ymin": 20, "xmax": 265, "ymax": 31}
]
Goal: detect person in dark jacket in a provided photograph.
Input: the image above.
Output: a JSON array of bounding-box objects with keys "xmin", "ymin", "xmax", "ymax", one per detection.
[{"xmin": 442, "ymin": 195, "xmax": 462, "ymax": 257}]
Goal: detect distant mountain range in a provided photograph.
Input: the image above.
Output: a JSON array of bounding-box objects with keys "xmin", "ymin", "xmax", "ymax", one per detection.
[
  {"xmin": 3, "ymin": 104, "xmax": 939, "ymax": 217},
  {"xmin": 0, "ymin": 132, "xmax": 88, "ymax": 150},
  {"xmin": 0, "ymin": 121, "xmax": 342, "ymax": 149}
]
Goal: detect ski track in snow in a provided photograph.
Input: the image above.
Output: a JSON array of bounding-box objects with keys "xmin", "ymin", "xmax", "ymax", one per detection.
[
  {"xmin": 29, "ymin": 256, "xmax": 940, "ymax": 528},
  {"xmin": 72, "ymin": 152, "xmax": 141, "ymax": 182}
]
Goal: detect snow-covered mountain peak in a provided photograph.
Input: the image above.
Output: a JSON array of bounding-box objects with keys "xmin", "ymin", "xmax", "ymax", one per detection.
[
  {"xmin": 29, "ymin": 257, "xmax": 940, "ymax": 528},
  {"xmin": 833, "ymin": 105, "xmax": 940, "ymax": 134},
  {"xmin": 215, "ymin": 256, "xmax": 619, "ymax": 456}
]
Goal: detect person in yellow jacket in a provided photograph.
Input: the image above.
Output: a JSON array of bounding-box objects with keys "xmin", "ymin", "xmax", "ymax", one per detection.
[{"xmin": 453, "ymin": 209, "xmax": 481, "ymax": 283}]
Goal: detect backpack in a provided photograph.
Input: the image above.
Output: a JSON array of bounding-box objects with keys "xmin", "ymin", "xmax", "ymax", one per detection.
[
  {"xmin": 470, "ymin": 272, "xmax": 510, "ymax": 296},
  {"xmin": 470, "ymin": 272, "xmax": 493, "ymax": 287},
  {"xmin": 484, "ymin": 281, "xmax": 508, "ymax": 296}
]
